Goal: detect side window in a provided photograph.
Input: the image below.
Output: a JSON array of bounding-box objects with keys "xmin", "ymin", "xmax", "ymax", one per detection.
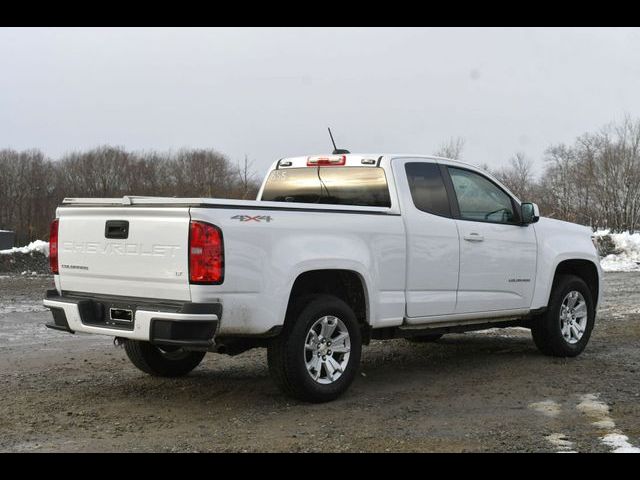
[
  {"xmin": 404, "ymin": 162, "xmax": 451, "ymax": 217},
  {"xmin": 448, "ymin": 167, "xmax": 516, "ymax": 223}
]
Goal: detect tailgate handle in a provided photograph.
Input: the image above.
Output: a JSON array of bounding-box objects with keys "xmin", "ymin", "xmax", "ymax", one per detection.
[{"xmin": 105, "ymin": 220, "xmax": 129, "ymax": 239}]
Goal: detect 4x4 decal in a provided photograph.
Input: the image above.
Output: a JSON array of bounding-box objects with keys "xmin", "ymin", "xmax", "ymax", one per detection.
[{"xmin": 231, "ymin": 215, "xmax": 273, "ymax": 223}]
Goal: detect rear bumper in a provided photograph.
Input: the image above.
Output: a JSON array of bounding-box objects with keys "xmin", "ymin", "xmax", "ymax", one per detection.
[{"xmin": 43, "ymin": 290, "xmax": 220, "ymax": 348}]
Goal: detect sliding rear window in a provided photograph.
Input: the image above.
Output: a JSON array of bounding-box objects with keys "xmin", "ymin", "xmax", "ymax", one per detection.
[{"xmin": 261, "ymin": 167, "xmax": 391, "ymax": 207}]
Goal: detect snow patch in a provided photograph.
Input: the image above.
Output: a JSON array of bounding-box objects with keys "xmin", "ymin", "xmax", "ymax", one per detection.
[
  {"xmin": 576, "ymin": 393, "xmax": 640, "ymax": 453},
  {"xmin": 0, "ymin": 240, "xmax": 49, "ymax": 257},
  {"xmin": 545, "ymin": 433, "xmax": 576, "ymax": 452},
  {"xmin": 594, "ymin": 230, "xmax": 640, "ymax": 272},
  {"xmin": 602, "ymin": 434, "xmax": 640, "ymax": 453},
  {"xmin": 529, "ymin": 399, "xmax": 562, "ymax": 417},
  {"xmin": 592, "ymin": 419, "xmax": 616, "ymax": 429},
  {"xmin": 530, "ymin": 401, "xmax": 579, "ymax": 452},
  {"xmin": 576, "ymin": 393, "xmax": 610, "ymax": 418},
  {"xmin": 0, "ymin": 302, "xmax": 48, "ymax": 314}
]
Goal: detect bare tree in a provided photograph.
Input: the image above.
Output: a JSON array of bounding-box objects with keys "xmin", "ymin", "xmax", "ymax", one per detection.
[
  {"xmin": 0, "ymin": 149, "xmax": 55, "ymax": 245},
  {"xmin": 0, "ymin": 146, "xmax": 265, "ymax": 244},
  {"xmin": 533, "ymin": 116, "xmax": 640, "ymax": 232},
  {"xmin": 494, "ymin": 152, "xmax": 534, "ymax": 201},
  {"xmin": 235, "ymin": 155, "xmax": 260, "ymax": 200},
  {"xmin": 435, "ymin": 137, "xmax": 465, "ymax": 160}
]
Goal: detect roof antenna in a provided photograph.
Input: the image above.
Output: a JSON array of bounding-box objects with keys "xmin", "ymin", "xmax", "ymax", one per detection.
[{"xmin": 328, "ymin": 127, "xmax": 350, "ymax": 155}]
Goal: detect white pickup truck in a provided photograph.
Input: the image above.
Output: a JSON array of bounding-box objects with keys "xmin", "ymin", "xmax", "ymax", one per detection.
[{"xmin": 43, "ymin": 153, "xmax": 602, "ymax": 402}]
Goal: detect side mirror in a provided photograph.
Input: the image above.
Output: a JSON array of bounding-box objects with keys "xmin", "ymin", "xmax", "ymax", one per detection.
[{"xmin": 521, "ymin": 202, "xmax": 540, "ymax": 224}]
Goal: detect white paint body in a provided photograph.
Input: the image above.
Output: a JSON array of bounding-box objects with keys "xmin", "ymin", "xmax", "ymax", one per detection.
[{"xmin": 47, "ymin": 154, "xmax": 603, "ymax": 340}]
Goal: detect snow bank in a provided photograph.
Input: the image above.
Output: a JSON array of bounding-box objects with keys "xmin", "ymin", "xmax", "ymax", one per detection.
[
  {"xmin": 593, "ymin": 230, "xmax": 640, "ymax": 272},
  {"xmin": 0, "ymin": 240, "xmax": 49, "ymax": 257}
]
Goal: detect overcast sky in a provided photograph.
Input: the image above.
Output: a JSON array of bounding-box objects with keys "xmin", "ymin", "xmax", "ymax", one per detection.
[{"xmin": 1, "ymin": 27, "xmax": 639, "ymax": 177}]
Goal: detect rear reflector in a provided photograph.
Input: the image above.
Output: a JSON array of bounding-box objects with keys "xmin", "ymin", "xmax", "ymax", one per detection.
[
  {"xmin": 189, "ymin": 220, "xmax": 224, "ymax": 284},
  {"xmin": 307, "ymin": 155, "xmax": 346, "ymax": 166},
  {"xmin": 49, "ymin": 219, "xmax": 59, "ymax": 274}
]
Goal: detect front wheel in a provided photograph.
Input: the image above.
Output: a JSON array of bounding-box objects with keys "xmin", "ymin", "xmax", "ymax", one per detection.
[
  {"xmin": 531, "ymin": 274, "xmax": 595, "ymax": 357},
  {"xmin": 124, "ymin": 340, "xmax": 206, "ymax": 377},
  {"xmin": 267, "ymin": 294, "xmax": 362, "ymax": 403}
]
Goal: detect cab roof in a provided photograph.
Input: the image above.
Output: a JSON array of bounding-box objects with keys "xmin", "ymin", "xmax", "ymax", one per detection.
[{"xmin": 274, "ymin": 153, "xmax": 478, "ymax": 170}]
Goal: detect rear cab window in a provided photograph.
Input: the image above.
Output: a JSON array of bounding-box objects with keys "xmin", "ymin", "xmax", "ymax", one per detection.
[
  {"xmin": 404, "ymin": 162, "xmax": 451, "ymax": 217},
  {"xmin": 261, "ymin": 166, "xmax": 391, "ymax": 208}
]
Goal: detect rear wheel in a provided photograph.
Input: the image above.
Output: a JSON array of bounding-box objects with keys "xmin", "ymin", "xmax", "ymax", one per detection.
[
  {"xmin": 531, "ymin": 274, "xmax": 595, "ymax": 357},
  {"xmin": 124, "ymin": 340, "xmax": 206, "ymax": 377},
  {"xmin": 267, "ymin": 294, "xmax": 362, "ymax": 403}
]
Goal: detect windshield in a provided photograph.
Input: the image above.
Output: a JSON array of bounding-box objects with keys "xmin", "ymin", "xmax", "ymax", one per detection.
[{"xmin": 261, "ymin": 167, "xmax": 391, "ymax": 207}]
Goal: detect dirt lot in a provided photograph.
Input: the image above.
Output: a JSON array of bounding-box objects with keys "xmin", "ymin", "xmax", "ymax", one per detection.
[{"xmin": 1, "ymin": 273, "xmax": 639, "ymax": 452}]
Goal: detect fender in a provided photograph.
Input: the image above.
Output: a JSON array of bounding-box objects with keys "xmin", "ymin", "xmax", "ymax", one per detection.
[
  {"xmin": 277, "ymin": 243, "xmax": 376, "ymax": 329},
  {"xmin": 530, "ymin": 218, "xmax": 602, "ymax": 310},
  {"xmin": 282, "ymin": 262, "xmax": 373, "ymax": 323}
]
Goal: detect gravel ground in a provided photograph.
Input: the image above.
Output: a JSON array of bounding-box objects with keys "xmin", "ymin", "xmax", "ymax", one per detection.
[{"xmin": 0, "ymin": 273, "xmax": 639, "ymax": 452}]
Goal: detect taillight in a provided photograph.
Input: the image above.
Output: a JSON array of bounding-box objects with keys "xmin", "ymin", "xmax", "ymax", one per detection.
[
  {"xmin": 49, "ymin": 219, "xmax": 59, "ymax": 274},
  {"xmin": 189, "ymin": 220, "xmax": 224, "ymax": 284},
  {"xmin": 307, "ymin": 155, "xmax": 346, "ymax": 166}
]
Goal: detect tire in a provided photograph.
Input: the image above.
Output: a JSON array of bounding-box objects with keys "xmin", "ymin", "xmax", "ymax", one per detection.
[
  {"xmin": 124, "ymin": 340, "xmax": 206, "ymax": 377},
  {"xmin": 407, "ymin": 333, "xmax": 444, "ymax": 343},
  {"xmin": 531, "ymin": 274, "xmax": 595, "ymax": 357},
  {"xmin": 267, "ymin": 294, "xmax": 362, "ymax": 403}
]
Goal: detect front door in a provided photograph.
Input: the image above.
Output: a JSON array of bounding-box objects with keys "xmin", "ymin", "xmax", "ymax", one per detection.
[{"xmin": 444, "ymin": 165, "xmax": 537, "ymax": 314}]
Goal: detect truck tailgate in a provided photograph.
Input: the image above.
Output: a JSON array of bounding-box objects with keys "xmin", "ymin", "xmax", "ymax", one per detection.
[{"xmin": 57, "ymin": 207, "xmax": 191, "ymax": 301}]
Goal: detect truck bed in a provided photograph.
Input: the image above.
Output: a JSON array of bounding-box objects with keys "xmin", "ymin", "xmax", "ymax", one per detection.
[{"xmin": 54, "ymin": 196, "xmax": 407, "ymax": 336}]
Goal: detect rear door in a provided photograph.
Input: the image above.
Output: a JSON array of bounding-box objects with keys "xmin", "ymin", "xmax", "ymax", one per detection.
[
  {"xmin": 392, "ymin": 158, "xmax": 460, "ymax": 320},
  {"xmin": 57, "ymin": 207, "xmax": 191, "ymax": 301},
  {"xmin": 443, "ymin": 165, "xmax": 537, "ymax": 313}
]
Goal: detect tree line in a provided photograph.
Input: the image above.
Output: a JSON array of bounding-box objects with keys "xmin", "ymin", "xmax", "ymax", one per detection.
[
  {"xmin": 439, "ymin": 117, "xmax": 640, "ymax": 234},
  {"xmin": 0, "ymin": 146, "xmax": 261, "ymax": 245},
  {"xmin": 2, "ymin": 116, "xmax": 640, "ymax": 246}
]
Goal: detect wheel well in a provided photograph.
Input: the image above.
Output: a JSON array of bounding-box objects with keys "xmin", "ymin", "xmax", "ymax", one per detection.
[
  {"xmin": 553, "ymin": 259, "xmax": 599, "ymax": 307},
  {"xmin": 286, "ymin": 270, "xmax": 368, "ymax": 328}
]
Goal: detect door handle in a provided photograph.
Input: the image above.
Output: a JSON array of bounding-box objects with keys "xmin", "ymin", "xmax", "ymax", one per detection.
[{"xmin": 463, "ymin": 233, "xmax": 484, "ymax": 242}]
